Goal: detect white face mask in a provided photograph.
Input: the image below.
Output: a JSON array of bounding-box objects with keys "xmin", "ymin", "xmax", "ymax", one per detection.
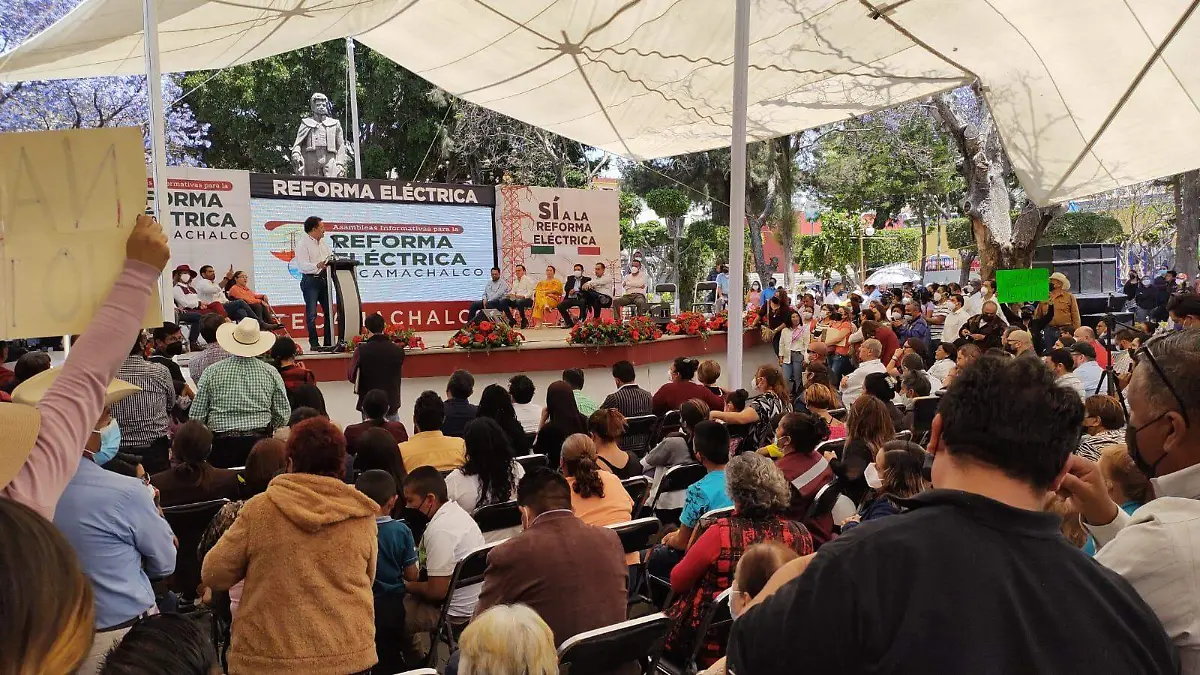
[
  {"xmin": 865, "ymin": 462, "xmax": 883, "ymax": 489},
  {"xmin": 180, "ymin": 274, "xmax": 191, "ymax": 283},
  {"xmin": 933, "ymin": 292, "xmax": 943, "ymax": 302},
  {"xmin": 890, "ymin": 311, "xmax": 903, "ymax": 321},
  {"xmin": 802, "ymin": 310, "xmax": 814, "ymax": 320}
]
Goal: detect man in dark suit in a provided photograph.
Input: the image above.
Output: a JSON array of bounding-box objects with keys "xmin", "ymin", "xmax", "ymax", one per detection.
[
  {"xmin": 558, "ymin": 263, "xmax": 592, "ymax": 328},
  {"xmin": 475, "ymin": 468, "xmax": 632, "ymax": 665},
  {"xmin": 347, "ymin": 313, "xmax": 405, "ymax": 420}
]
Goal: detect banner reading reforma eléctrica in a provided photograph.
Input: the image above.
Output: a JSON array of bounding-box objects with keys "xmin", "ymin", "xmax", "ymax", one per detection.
[
  {"xmin": 494, "ymin": 185, "xmax": 620, "ymax": 287},
  {"xmin": 248, "ymin": 174, "xmax": 497, "ymax": 331},
  {"xmin": 148, "ymin": 167, "xmax": 255, "ymax": 282}
]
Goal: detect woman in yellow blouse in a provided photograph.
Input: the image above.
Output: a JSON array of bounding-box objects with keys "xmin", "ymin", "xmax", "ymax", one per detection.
[
  {"xmin": 1034, "ymin": 271, "xmax": 1080, "ymax": 348},
  {"xmin": 532, "ymin": 265, "xmax": 564, "ymax": 328}
]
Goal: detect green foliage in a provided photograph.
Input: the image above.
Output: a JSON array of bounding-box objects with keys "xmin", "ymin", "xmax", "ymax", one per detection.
[
  {"xmin": 1041, "ymin": 212, "xmax": 1124, "ymax": 245},
  {"xmin": 620, "ymin": 219, "xmax": 669, "ymax": 252},
  {"xmin": 679, "ymin": 219, "xmax": 728, "ymax": 304},
  {"xmin": 808, "ymin": 111, "xmax": 963, "ymax": 231},
  {"xmin": 619, "ymin": 191, "xmax": 643, "ymax": 224},
  {"xmin": 795, "ymin": 211, "xmax": 919, "ymax": 278},
  {"xmin": 946, "ymin": 217, "xmax": 975, "ymax": 251},
  {"xmin": 644, "ymin": 188, "xmax": 691, "ymax": 220}
]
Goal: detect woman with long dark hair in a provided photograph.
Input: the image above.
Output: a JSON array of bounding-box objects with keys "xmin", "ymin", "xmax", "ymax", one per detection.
[
  {"xmin": 151, "ymin": 420, "xmax": 239, "ymax": 507},
  {"xmin": 533, "ymin": 380, "xmax": 587, "ymax": 467},
  {"xmin": 710, "ymin": 365, "xmax": 792, "ymax": 452},
  {"xmin": 834, "ymin": 395, "xmax": 897, "ymax": 506},
  {"xmin": 476, "ymin": 384, "xmax": 531, "ymax": 455},
  {"xmin": 446, "ymin": 417, "xmax": 524, "ymax": 514},
  {"xmin": 588, "ymin": 408, "xmax": 641, "ymax": 479},
  {"xmin": 841, "ymin": 441, "xmax": 929, "ymax": 532}
]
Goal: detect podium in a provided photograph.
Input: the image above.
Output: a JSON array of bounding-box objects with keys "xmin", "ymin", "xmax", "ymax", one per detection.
[{"xmin": 327, "ymin": 257, "xmax": 362, "ymax": 346}]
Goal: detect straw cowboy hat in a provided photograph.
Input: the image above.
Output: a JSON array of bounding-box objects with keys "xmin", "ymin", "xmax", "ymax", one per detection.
[
  {"xmin": 217, "ymin": 317, "xmax": 276, "ymax": 357},
  {"xmin": 1049, "ymin": 272, "xmax": 1071, "ymax": 291},
  {"xmin": 0, "ymin": 369, "xmax": 140, "ymax": 488}
]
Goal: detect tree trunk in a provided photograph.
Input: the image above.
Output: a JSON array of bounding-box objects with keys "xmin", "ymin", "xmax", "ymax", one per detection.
[
  {"xmin": 918, "ymin": 209, "xmax": 929, "ymax": 283},
  {"xmin": 774, "ymin": 135, "xmax": 798, "ymax": 290},
  {"xmin": 958, "ymin": 250, "xmax": 976, "ymax": 286},
  {"xmin": 1176, "ymin": 169, "xmax": 1200, "ymax": 281},
  {"xmin": 932, "ymin": 91, "xmax": 1058, "ymax": 280}
]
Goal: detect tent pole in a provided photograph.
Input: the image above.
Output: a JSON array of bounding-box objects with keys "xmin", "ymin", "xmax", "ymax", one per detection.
[
  {"xmin": 727, "ymin": 0, "xmax": 751, "ymax": 390},
  {"xmin": 142, "ymin": 0, "xmax": 172, "ymax": 322},
  {"xmin": 347, "ymin": 37, "xmax": 363, "ymax": 179}
]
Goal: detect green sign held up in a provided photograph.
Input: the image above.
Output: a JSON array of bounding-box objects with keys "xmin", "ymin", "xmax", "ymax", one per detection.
[{"xmin": 995, "ymin": 268, "xmax": 1050, "ymax": 304}]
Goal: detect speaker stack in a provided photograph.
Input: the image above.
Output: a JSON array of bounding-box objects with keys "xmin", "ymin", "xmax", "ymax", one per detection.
[{"xmin": 1032, "ymin": 244, "xmax": 1131, "ymax": 327}]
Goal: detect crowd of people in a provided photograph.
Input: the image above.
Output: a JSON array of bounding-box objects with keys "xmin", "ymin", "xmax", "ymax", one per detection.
[{"xmin": 4, "ymin": 218, "xmax": 1200, "ymax": 675}]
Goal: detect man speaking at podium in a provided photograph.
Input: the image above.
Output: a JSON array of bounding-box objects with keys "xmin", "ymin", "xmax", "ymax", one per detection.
[{"xmin": 295, "ymin": 216, "xmax": 334, "ymax": 352}]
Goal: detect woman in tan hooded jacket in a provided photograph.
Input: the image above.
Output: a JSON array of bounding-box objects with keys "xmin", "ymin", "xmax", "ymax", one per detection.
[{"xmin": 202, "ymin": 417, "xmax": 380, "ymax": 675}]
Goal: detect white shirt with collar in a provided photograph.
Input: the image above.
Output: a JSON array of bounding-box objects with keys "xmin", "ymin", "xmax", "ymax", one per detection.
[
  {"xmin": 584, "ymin": 273, "xmax": 615, "ymax": 298},
  {"xmin": 424, "ymin": 500, "xmax": 486, "ymax": 620},
  {"xmin": 1075, "ymin": 360, "xmax": 1106, "ymax": 397},
  {"xmin": 622, "ymin": 268, "xmax": 648, "ymax": 295},
  {"xmin": 294, "ymin": 233, "xmax": 333, "ymax": 275},
  {"xmin": 172, "ymin": 282, "xmax": 200, "ymax": 310},
  {"xmin": 1089, "ymin": 461, "xmax": 1200, "ymax": 673},
  {"xmin": 840, "ymin": 358, "xmax": 887, "ymax": 407},
  {"xmin": 942, "ymin": 307, "xmax": 972, "ymax": 344},
  {"xmin": 510, "ymin": 274, "xmax": 536, "ymax": 299},
  {"xmin": 193, "ymin": 276, "xmax": 229, "ymax": 305}
]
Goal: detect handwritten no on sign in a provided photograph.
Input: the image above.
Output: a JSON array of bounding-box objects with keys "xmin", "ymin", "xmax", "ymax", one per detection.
[{"xmin": 0, "ymin": 127, "xmax": 159, "ymax": 339}]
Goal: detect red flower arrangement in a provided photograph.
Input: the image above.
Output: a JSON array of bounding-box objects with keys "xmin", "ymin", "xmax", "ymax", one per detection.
[
  {"xmin": 349, "ymin": 322, "xmax": 427, "ymax": 351},
  {"xmin": 446, "ymin": 319, "xmax": 524, "ymax": 351},
  {"xmin": 665, "ymin": 311, "xmax": 712, "ymax": 338},
  {"xmin": 706, "ymin": 311, "xmax": 759, "ymax": 332},
  {"xmin": 567, "ymin": 315, "xmax": 663, "ymax": 346}
]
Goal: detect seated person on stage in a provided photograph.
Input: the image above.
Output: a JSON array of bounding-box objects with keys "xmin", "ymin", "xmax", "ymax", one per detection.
[
  {"xmin": 532, "ymin": 265, "xmax": 564, "ymax": 328},
  {"xmin": 580, "ymin": 262, "xmax": 615, "ymax": 320},
  {"xmin": 225, "ymin": 270, "xmax": 282, "ymax": 329},
  {"xmin": 192, "ymin": 264, "xmax": 264, "ymax": 328},
  {"xmin": 506, "ymin": 264, "xmax": 536, "ymax": 329},
  {"xmin": 355, "ymin": 470, "xmax": 419, "ymax": 675},
  {"xmin": 468, "ymin": 267, "xmax": 510, "ymax": 324},
  {"xmin": 558, "ymin": 263, "xmax": 591, "ymax": 328},
  {"xmin": 613, "ymin": 258, "xmax": 650, "ymax": 317},
  {"xmin": 173, "ymin": 265, "xmax": 261, "ymax": 339},
  {"xmin": 401, "ymin": 467, "xmax": 486, "ymax": 661}
]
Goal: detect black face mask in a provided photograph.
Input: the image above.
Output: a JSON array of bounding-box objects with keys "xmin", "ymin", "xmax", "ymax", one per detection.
[
  {"xmin": 163, "ymin": 342, "xmax": 185, "ymax": 357},
  {"xmin": 1126, "ymin": 413, "xmax": 1171, "ymax": 478},
  {"xmin": 1004, "ymin": 344, "xmax": 1018, "ymax": 354}
]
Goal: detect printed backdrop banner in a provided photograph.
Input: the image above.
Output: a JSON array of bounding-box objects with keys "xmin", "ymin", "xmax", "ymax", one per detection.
[
  {"xmin": 150, "ymin": 167, "xmax": 254, "ymax": 282},
  {"xmin": 249, "ymin": 174, "xmax": 497, "ymax": 332},
  {"xmin": 495, "ymin": 185, "xmax": 620, "ymax": 286}
]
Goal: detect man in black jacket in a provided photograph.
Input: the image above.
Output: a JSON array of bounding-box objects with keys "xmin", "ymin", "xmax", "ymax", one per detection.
[
  {"xmin": 558, "ymin": 263, "xmax": 591, "ymax": 328},
  {"xmin": 347, "ymin": 313, "xmax": 405, "ymax": 420},
  {"xmin": 727, "ymin": 354, "xmax": 1179, "ymax": 675}
]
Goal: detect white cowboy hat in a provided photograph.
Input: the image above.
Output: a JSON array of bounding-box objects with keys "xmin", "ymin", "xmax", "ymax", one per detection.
[
  {"xmin": 1, "ymin": 369, "xmax": 140, "ymax": 487},
  {"xmin": 217, "ymin": 317, "xmax": 276, "ymax": 357},
  {"xmin": 1049, "ymin": 272, "xmax": 1071, "ymax": 291}
]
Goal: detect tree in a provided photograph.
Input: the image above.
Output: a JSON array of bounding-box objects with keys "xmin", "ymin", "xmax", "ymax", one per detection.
[
  {"xmin": 1040, "ymin": 212, "xmax": 1124, "ymax": 245},
  {"xmin": 619, "ymin": 191, "xmax": 643, "ymax": 225},
  {"xmin": 773, "ymin": 135, "xmax": 799, "ymax": 288},
  {"xmin": 1, "ymin": 0, "xmax": 209, "ymax": 164},
  {"xmin": 1176, "ymin": 170, "xmax": 1200, "ymax": 281},
  {"xmin": 644, "ymin": 188, "xmax": 691, "ymax": 285},
  {"xmin": 795, "ymin": 211, "xmax": 919, "ymax": 283},
  {"xmin": 946, "ymin": 217, "xmax": 977, "ymax": 286},
  {"xmin": 931, "ymin": 88, "xmax": 1061, "ymax": 277}
]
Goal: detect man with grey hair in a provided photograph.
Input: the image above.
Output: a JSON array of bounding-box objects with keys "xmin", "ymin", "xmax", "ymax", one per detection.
[
  {"xmin": 840, "ymin": 338, "xmax": 886, "ymax": 407},
  {"xmin": 1063, "ymin": 329, "xmax": 1200, "ymax": 672}
]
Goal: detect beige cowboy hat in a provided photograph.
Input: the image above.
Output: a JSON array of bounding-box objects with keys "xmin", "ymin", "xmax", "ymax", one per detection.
[
  {"xmin": 0, "ymin": 369, "xmax": 140, "ymax": 488},
  {"xmin": 1049, "ymin": 272, "xmax": 1071, "ymax": 291},
  {"xmin": 217, "ymin": 317, "xmax": 276, "ymax": 357}
]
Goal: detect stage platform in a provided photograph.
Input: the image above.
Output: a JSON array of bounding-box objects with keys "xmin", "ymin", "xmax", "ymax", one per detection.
[{"xmin": 297, "ymin": 328, "xmax": 755, "ymax": 381}]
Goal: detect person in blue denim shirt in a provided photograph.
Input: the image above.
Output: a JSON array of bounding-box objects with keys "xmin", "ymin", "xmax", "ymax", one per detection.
[
  {"xmin": 355, "ymin": 470, "xmax": 419, "ymax": 674},
  {"xmin": 645, "ymin": 421, "xmax": 733, "ymax": 581}
]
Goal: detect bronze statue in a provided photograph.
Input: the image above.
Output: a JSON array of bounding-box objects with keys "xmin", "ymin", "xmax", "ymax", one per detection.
[{"xmin": 291, "ymin": 92, "xmax": 347, "ymax": 177}]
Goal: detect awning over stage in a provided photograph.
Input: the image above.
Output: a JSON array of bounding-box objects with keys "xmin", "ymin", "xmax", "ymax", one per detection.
[{"xmin": 3, "ymin": 0, "xmax": 1200, "ymax": 206}]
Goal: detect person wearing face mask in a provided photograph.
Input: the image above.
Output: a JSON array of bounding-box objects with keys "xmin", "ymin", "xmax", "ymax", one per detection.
[
  {"xmin": 927, "ymin": 289, "xmax": 952, "ymax": 344},
  {"xmin": 1168, "ymin": 293, "xmax": 1200, "ymax": 331},
  {"xmin": 149, "ymin": 322, "xmax": 194, "ymax": 424},
  {"xmin": 1059, "ymin": 330, "xmax": 1200, "ymax": 673},
  {"xmin": 824, "ymin": 307, "xmax": 855, "ymax": 381},
  {"xmin": 841, "ymin": 442, "xmax": 930, "ymax": 532},
  {"xmin": 557, "ymin": 264, "xmax": 592, "ymax": 328},
  {"xmin": 965, "ymin": 300, "xmax": 1006, "ymax": 350},
  {"xmin": 896, "ymin": 301, "xmax": 931, "ymax": 348},
  {"xmin": 473, "ymin": 468, "xmax": 634, "ymax": 671}
]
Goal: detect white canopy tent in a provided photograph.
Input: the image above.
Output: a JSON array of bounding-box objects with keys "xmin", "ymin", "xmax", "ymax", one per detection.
[{"xmin": 4, "ymin": 0, "xmax": 1199, "ymax": 385}]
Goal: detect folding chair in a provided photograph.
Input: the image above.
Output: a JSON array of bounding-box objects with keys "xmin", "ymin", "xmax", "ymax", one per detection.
[
  {"xmin": 623, "ymin": 414, "xmax": 660, "ymax": 457},
  {"xmin": 608, "ymin": 516, "xmax": 661, "ymax": 604},
  {"xmin": 424, "ymin": 542, "xmax": 501, "ymax": 667},
  {"xmin": 473, "ymin": 500, "xmax": 522, "ymax": 536},
  {"xmin": 161, "ymin": 498, "xmax": 230, "ymax": 605},
  {"xmin": 813, "ymin": 438, "xmax": 845, "ymax": 459},
  {"xmin": 654, "ymin": 410, "xmax": 682, "ymax": 445},
  {"xmin": 653, "ymin": 589, "xmax": 733, "ymax": 675},
  {"xmin": 893, "ymin": 429, "xmax": 913, "ymax": 442},
  {"xmin": 558, "ymin": 612, "xmax": 672, "ymax": 675},
  {"xmin": 514, "ymin": 453, "xmax": 549, "ymax": 474},
  {"xmin": 655, "ymin": 283, "xmax": 679, "ymax": 317},
  {"xmin": 621, "ymin": 476, "xmax": 653, "ymax": 513},
  {"xmin": 395, "ymin": 669, "xmax": 438, "ymax": 675},
  {"xmin": 525, "ymin": 431, "xmax": 538, "ymax": 448},
  {"xmin": 646, "ymin": 463, "xmax": 706, "ymax": 525},
  {"xmin": 828, "ymin": 407, "xmax": 848, "ymax": 422},
  {"xmin": 691, "ymin": 281, "xmax": 718, "ymax": 314}
]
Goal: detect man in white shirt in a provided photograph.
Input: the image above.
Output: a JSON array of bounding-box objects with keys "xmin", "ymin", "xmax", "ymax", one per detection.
[
  {"xmin": 613, "ymin": 258, "xmax": 650, "ymax": 317},
  {"xmin": 581, "ymin": 262, "xmax": 615, "ymax": 321},
  {"xmin": 942, "ymin": 293, "xmax": 972, "ymax": 346},
  {"xmin": 964, "ymin": 279, "xmax": 984, "ymax": 315},
  {"xmin": 840, "ymin": 339, "xmax": 887, "ymax": 407},
  {"xmin": 823, "ymin": 281, "xmax": 845, "ymax": 306},
  {"xmin": 401, "ymin": 466, "xmax": 487, "ymax": 659},
  {"xmin": 1062, "ymin": 330, "xmax": 1200, "ymax": 673},
  {"xmin": 194, "ymin": 264, "xmax": 234, "ymax": 305},
  {"xmin": 506, "ymin": 264, "xmax": 536, "ymax": 328},
  {"xmin": 294, "ymin": 216, "xmax": 334, "ymax": 351},
  {"xmin": 1070, "ymin": 342, "xmax": 1107, "ymax": 397}
]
